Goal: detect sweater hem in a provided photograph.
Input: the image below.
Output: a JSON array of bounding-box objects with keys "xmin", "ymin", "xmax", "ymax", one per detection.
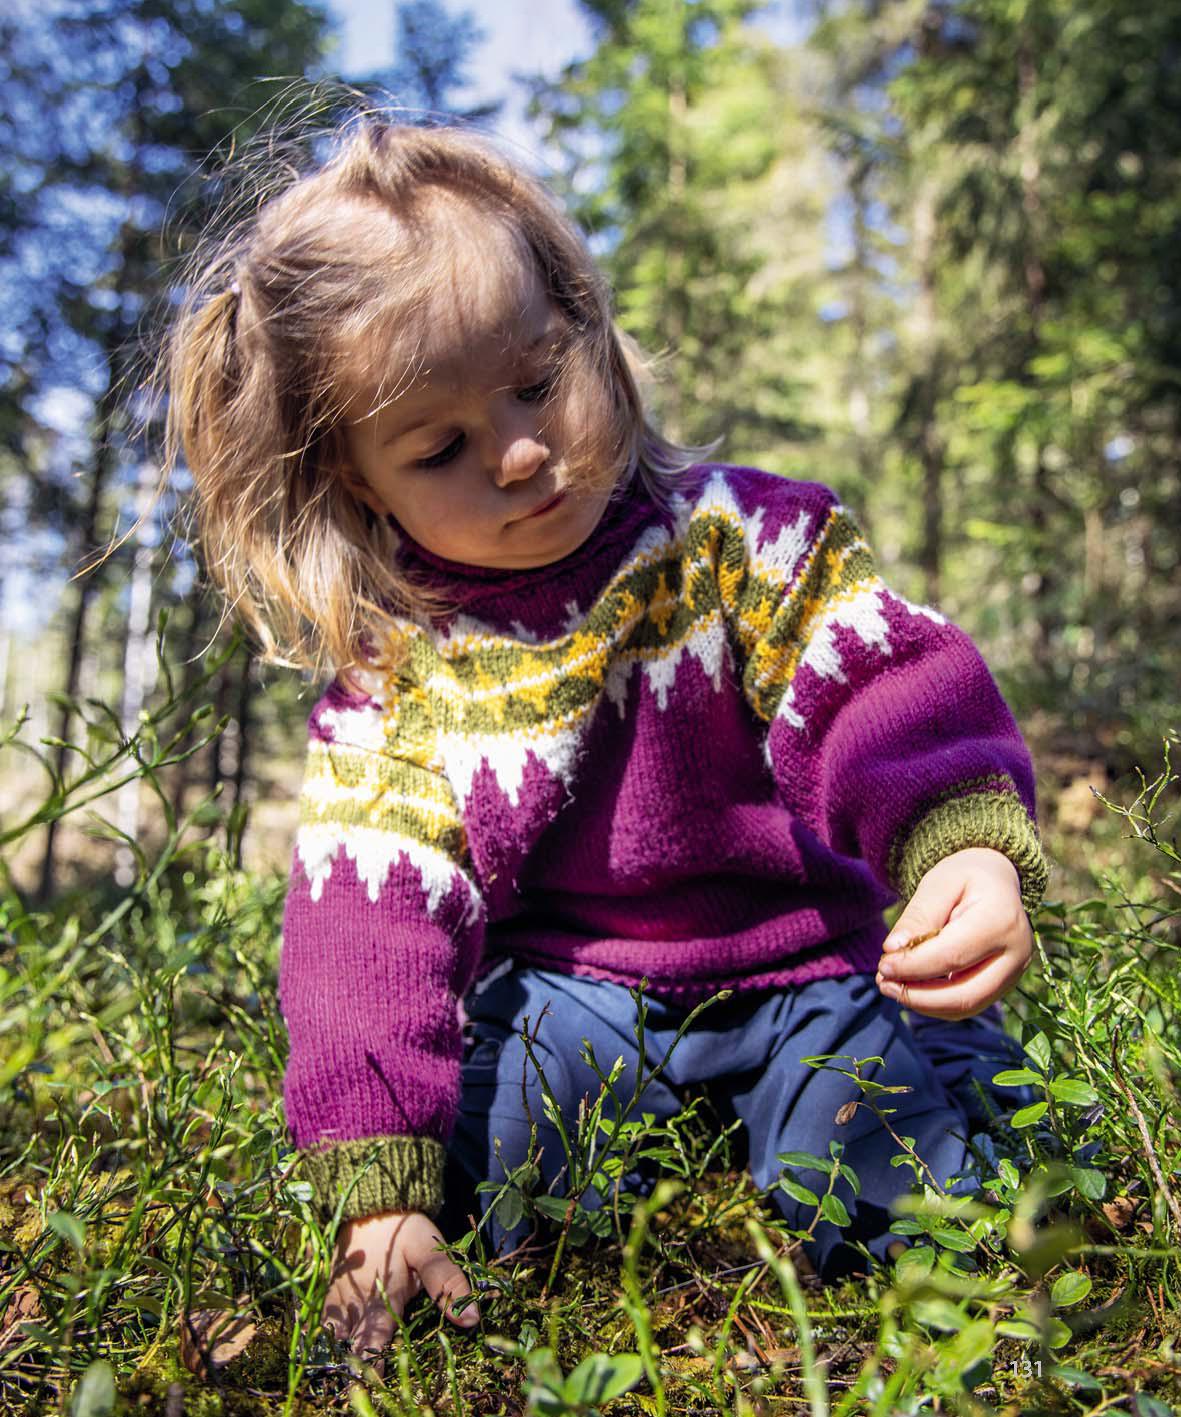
[{"xmin": 487, "ymin": 926, "xmax": 888, "ymax": 1006}]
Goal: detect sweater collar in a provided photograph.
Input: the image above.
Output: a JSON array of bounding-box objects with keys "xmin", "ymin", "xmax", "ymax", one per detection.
[{"xmin": 390, "ymin": 467, "xmax": 667, "ymax": 623}]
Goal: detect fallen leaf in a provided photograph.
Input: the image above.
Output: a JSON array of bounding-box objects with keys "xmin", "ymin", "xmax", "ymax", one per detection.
[
  {"xmin": 0, "ymin": 1285, "xmax": 42, "ymax": 1349},
  {"xmin": 1101, "ymin": 1196, "xmax": 1136, "ymax": 1231},
  {"xmin": 179, "ymin": 1308, "xmax": 257, "ymax": 1381},
  {"xmin": 763, "ymin": 1346, "xmax": 802, "ymax": 1365}
]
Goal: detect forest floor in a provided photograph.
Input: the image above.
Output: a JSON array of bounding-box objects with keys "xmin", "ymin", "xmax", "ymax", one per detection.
[{"xmin": 0, "ymin": 694, "xmax": 1179, "ymax": 1415}]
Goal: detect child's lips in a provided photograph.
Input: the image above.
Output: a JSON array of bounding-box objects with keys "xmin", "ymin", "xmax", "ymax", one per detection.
[{"xmin": 521, "ymin": 490, "xmax": 565, "ymax": 520}]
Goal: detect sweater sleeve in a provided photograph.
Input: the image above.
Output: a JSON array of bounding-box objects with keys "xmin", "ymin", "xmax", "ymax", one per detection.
[
  {"xmin": 722, "ymin": 479, "xmax": 1048, "ymax": 912},
  {"xmin": 278, "ymin": 666, "xmax": 485, "ymax": 1224}
]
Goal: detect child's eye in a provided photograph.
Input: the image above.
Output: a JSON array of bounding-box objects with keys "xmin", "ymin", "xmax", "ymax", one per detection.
[
  {"xmin": 417, "ymin": 433, "xmax": 465, "ymax": 468},
  {"xmin": 517, "ymin": 377, "xmax": 553, "ymax": 404}
]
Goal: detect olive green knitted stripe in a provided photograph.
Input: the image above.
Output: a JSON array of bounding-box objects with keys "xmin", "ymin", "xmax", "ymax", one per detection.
[
  {"xmin": 388, "ymin": 505, "xmax": 853, "ymax": 734},
  {"xmin": 382, "ymin": 504, "xmax": 883, "ymax": 737},
  {"xmin": 740, "ymin": 511, "xmax": 875, "ymax": 722},
  {"xmin": 299, "ymin": 742, "xmax": 467, "ymax": 854},
  {"xmin": 300, "ymin": 1136, "xmax": 446, "ymax": 1224},
  {"xmin": 892, "ymin": 791, "xmax": 1050, "ymax": 913}
]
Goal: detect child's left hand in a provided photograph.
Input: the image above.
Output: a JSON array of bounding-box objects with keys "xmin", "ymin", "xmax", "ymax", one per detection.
[{"xmin": 874, "ymin": 847, "xmax": 1033, "ymax": 1021}]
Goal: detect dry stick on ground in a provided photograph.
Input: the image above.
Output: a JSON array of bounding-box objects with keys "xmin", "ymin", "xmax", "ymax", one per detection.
[{"xmin": 1109, "ymin": 1028, "xmax": 1181, "ymax": 1235}]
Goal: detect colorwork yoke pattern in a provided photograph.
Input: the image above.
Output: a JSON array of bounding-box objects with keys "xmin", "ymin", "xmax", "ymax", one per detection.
[{"xmin": 278, "ymin": 464, "xmax": 1048, "ymax": 1221}]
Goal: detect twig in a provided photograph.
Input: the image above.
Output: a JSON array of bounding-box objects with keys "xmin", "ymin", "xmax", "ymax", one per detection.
[{"xmin": 1109, "ymin": 1029, "xmax": 1181, "ymax": 1236}]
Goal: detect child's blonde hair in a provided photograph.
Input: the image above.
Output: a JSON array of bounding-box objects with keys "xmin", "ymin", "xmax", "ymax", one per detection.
[{"xmin": 159, "ymin": 108, "xmax": 703, "ymax": 676}]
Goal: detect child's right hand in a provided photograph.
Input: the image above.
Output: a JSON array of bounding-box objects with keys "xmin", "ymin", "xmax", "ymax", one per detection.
[{"xmin": 323, "ymin": 1210, "xmax": 479, "ymax": 1359}]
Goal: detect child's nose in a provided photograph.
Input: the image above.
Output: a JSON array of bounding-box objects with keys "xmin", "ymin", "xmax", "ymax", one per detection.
[{"xmin": 496, "ymin": 434, "xmax": 550, "ymax": 485}]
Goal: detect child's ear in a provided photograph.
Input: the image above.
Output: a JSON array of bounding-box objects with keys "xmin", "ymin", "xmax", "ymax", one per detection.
[{"xmin": 338, "ymin": 457, "xmax": 386, "ymax": 517}]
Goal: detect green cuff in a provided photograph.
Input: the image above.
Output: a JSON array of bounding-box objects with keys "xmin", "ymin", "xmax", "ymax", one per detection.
[
  {"xmin": 300, "ymin": 1135, "xmax": 446, "ymax": 1224},
  {"xmin": 890, "ymin": 788, "xmax": 1050, "ymax": 914}
]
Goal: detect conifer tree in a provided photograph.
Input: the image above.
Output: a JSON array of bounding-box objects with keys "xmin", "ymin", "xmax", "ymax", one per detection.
[{"xmin": 0, "ymin": 0, "xmax": 330, "ymax": 894}]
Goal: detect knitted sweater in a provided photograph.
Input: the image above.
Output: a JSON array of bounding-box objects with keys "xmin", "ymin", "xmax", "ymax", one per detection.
[{"xmin": 279, "ymin": 464, "xmax": 1048, "ymax": 1222}]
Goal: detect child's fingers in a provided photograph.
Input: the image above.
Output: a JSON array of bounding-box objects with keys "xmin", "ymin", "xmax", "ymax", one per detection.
[
  {"xmin": 876, "ymin": 914, "xmax": 1002, "ymax": 982},
  {"xmin": 419, "ymin": 1259, "xmax": 480, "ymax": 1328},
  {"xmin": 322, "ymin": 1300, "xmax": 354, "ymax": 1344},
  {"xmin": 877, "ymin": 949, "xmax": 1019, "ymax": 1020},
  {"xmin": 406, "ymin": 1223, "xmax": 481, "ymax": 1328},
  {"xmin": 350, "ymin": 1304, "xmax": 396, "ymax": 1370},
  {"xmin": 883, "ymin": 864, "xmax": 965, "ymax": 952}
]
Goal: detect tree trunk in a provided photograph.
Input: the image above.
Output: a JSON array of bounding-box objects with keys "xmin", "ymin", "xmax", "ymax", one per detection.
[
  {"xmin": 665, "ymin": 66, "xmax": 688, "ymax": 441},
  {"xmin": 37, "ymin": 352, "xmax": 123, "ymax": 899},
  {"xmin": 114, "ymin": 457, "xmax": 159, "ymax": 886},
  {"xmin": 230, "ymin": 650, "xmax": 254, "ymax": 868},
  {"xmin": 169, "ymin": 595, "xmax": 220, "ymax": 824},
  {"xmin": 913, "ymin": 178, "xmax": 943, "ymax": 605},
  {"xmin": 847, "ymin": 155, "xmax": 874, "ymax": 493},
  {"xmin": 37, "ymin": 55, "xmax": 151, "ymax": 900},
  {"xmin": 1017, "ymin": 34, "xmax": 1055, "ymax": 673}
]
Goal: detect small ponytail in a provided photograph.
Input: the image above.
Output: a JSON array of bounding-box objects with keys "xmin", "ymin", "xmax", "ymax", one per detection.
[{"xmin": 171, "ymin": 282, "xmax": 244, "ymax": 479}]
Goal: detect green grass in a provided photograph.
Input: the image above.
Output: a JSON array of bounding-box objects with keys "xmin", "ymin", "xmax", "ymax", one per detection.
[{"xmin": 1, "ymin": 663, "xmax": 1179, "ymax": 1415}]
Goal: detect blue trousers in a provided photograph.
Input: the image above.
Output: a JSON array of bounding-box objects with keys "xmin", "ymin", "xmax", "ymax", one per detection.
[{"xmin": 442, "ymin": 967, "xmax": 1028, "ymax": 1278}]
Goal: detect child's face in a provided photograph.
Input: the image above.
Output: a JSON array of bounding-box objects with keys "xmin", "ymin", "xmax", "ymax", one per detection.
[{"xmin": 340, "ymin": 255, "xmax": 617, "ymax": 571}]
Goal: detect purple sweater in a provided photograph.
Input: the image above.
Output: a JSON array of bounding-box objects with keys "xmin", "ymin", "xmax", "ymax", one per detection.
[{"xmin": 279, "ymin": 465, "xmax": 1047, "ymax": 1220}]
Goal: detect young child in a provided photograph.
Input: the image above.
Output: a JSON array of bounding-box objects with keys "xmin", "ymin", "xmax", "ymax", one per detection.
[{"xmin": 164, "ymin": 117, "xmax": 1047, "ymax": 1357}]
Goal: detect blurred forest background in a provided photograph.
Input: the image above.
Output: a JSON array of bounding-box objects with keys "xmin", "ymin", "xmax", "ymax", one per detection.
[{"xmin": 3, "ymin": 0, "xmax": 1179, "ymax": 903}]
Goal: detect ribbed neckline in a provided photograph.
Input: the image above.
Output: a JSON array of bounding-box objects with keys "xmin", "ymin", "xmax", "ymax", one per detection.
[{"xmin": 390, "ymin": 467, "xmax": 671, "ymax": 614}]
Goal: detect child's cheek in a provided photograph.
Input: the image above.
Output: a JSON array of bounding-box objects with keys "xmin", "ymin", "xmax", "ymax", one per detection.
[{"xmin": 554, "ymin": 360, "xmax": 624, "ymax": 492}]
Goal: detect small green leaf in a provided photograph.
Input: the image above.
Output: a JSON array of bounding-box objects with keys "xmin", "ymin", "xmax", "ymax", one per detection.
[
  {"xmin": 894, "ymin": 1245, "xmax": 936, "ymax": 1283},
  {"xmin": 820, "ymin": 1194, "xmax": 851, "ymax": 1228},
  {"xmin": 996, "ymin": 1318, "xmax": 1040, "ymax": 1340},
  {"xmin": 931, "ymin": 1227, "xmax": 977, "ymax": 1253},
  {"xmin": 779, "ymin": 1178, "xmax": 819, "ymax": 1207},
  {"xmin": 1046, "ymin": 1316, "xmax": 1072, "ymax": 1349},
  {"xmin": 533, "ymin": 1195, "xmax": 569, "ymax": 1222},
  {"xmin": 493, "ymin": 1188, "xmax": 524, "ymax": 1232},
  {"xmin": 587, "ymin": 1207, "xmax": 614, "ymax": 1237},
  {"xmin": 1051, "ymin": 1271, "xmax": 1093, "ymax": 1307},
  {"xmin": 998, "ymin": 1158, "xmax": 1020, "ymax": 1189},
  {"xmin": 1131, "ymin": 1396, "xmax": 1179, "ymax": 1417},
  {"xmin": 1045, "ymin": 1364, "xmax": 1100, "ymax": 1392},
  {"xmin": 1024, "ymin": 1032, "xmax": 1052, "ymax": 1073},
  {"xmin": 911, "ymin": 1296, "xmax": 966, "ymax": 1332},
  {"xmin": 943, "ymin": 1317, "xmax": 996, "ymax": 1376},
  {"xmin": 1011, "ymin": 1101, "xmax": 1048, "ymax": 1128},
  {"xmin": 1068, "ymin": 1166, "xmax": 1107, "ymax": 1201},
  {"xmin": 1049, "ymin": 1077, "xmax": 1099, "ymax": 1106},
  {"xmin": 777, "ymin": 1150, "xmax": 833, "ymax": 1175},
  {"xmin": 564, "ymin": 1352, "xmax": 644, "ymax": 1405},
  {"xmin": 70, "ymin": 1361, "xmax": 115, "ymax": 1417},
  {"xmin": 48, "ymin": 1211, "xmax": 85, "ymax": 1252},
  {"xmin": 992, "ymin": 1067, "xmax": 1043, "ymax": 1087}
]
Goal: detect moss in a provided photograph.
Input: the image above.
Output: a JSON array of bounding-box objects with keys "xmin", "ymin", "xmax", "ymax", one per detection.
[
  {"xmin": 124, "ymin": 1324, "xmax": 327, "ymax": 1417},
  {"xmin": 125, "ymin": 1347, "xmax": 226, "ymax": 1417}
]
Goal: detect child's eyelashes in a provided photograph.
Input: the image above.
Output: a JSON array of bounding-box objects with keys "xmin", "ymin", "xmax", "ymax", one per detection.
[
  {"xmin": 417, "ymin": 433, "xmax": 466, "ymax": 468},
  {"xmin": 516, "ymin": 375, "xmax": 554, "ymax": 404},
  {"xmin": 411, "ymin": 378, "xmax": 556, "ymax": 467}
]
